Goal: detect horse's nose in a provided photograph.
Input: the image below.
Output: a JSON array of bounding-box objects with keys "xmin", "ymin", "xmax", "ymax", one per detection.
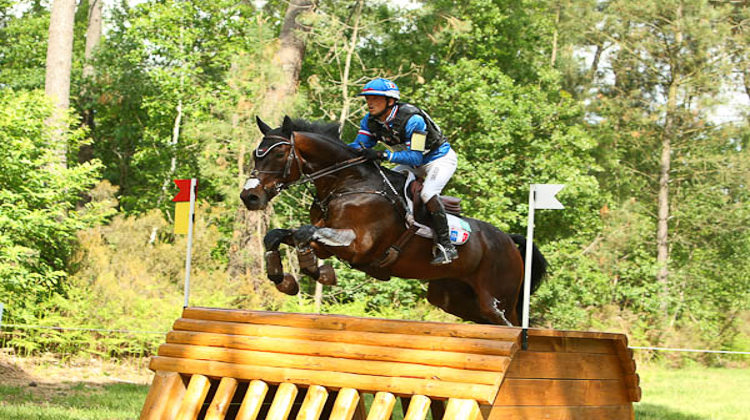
[
  {"xmin": 241, "ymin": 190, "xmax": 259, "ymax": 208},
  {"xmin": 241, "ymin": 189, "xmax": 267, "ymax": 210}
]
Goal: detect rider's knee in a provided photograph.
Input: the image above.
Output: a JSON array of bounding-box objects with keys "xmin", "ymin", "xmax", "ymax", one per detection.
[{"xmin": 420, "ymin": 190, "xmax": 440, "ymax": 204}]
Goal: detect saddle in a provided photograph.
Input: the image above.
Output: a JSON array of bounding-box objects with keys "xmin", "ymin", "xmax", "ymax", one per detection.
[
  {"xmin": 371, "ymin": 174, "xmax": 469, "ymax": 272},
  {"xmin": 407, "ymin": 179, "xmax": 462, "ymax": 216}
]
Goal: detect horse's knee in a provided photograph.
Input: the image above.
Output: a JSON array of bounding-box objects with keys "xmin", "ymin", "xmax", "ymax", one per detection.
[{"xmin": 293, "ymin": 224, "xmax": 318, "ymax": 245}]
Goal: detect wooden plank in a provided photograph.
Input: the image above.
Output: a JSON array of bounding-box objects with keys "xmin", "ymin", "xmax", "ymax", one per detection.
[
  {"xmin": 172, "ymin": 318, "xmax": 516, "ymax": 356},
  {"xmin": 486, "ymin": 405, "xmax": 634, "ymax": 420},
  {"xmin": 330, "ymin": 388, "xmax": 360, "ymax": 420},
  {"xmin": 403, "ymin": 395, "xmax": 430, "ymax": 420},
  {"xmin": 526, "ymin": 328, "xmax": 627, "ymax": 342},
  {"xmin": 175, "ymin": 374, "xmax": 211, "ymax": 420},
  {"xmin": 149, "ymin": 356, "xmax": 499, "ymax": 404},
  {"xmin": 157, "ymin": 343, "xmax": 504, "ymax": 386},
  {"xmin": 164, "ymin": 330, "xmax": 512, "ymax": 372},
  {"xmin": 493, "ymin": 378, "xmax": 630, "ymax": 406},
  {"xmin": 204, "ymin": 377, "xmax": 238, "ymax": 420},
  {"xmin": 524, "ymin": 336, "xmax": 616, "ymax": 354},
  {"xmin": 366, "ymin": 392, "xmax": 396, "ymax": 420},
  {"xmin": 296, "ymin": 385, "xmax": 328, "ymax": 420},
  {"xmin": 182, "ymin": 307, "xmax": 521, "ymax": 341},
  {"xmin": 505, "ymin": 351, "xmax": 623, "ymax": 380},
  {"xmin": 444, "ymin": 399, "xmax": 481, "ymax": 420},
  {"xmin": 267, "ymin": 382, "xmax": 298, "ymax": 420},
  {"xmin": 140, "ymin": 371, "xmax": 184, "ymax": 420},
  {"xmin": 236, "ymin": 380, "xmax": 269, "ymax": 420}
]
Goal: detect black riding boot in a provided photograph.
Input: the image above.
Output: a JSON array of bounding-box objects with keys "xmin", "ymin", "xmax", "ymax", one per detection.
[{"xmin": 426, "ymin": 195, "xmax": 458, "ymax": 265}]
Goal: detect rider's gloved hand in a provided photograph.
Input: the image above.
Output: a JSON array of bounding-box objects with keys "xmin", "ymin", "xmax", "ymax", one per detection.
[{"xmin": 362, "ymin": 148, "xmax": 388, "ymax": 161}]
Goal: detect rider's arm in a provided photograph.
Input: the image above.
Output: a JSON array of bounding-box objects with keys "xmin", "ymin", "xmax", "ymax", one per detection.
[
  {"xmin": 348, "ymin": 116, "xmax": 378, "ymax": 149},
  {"xmin": 385, "ymin": 115, "xmax": 426, "ymax": 166}
]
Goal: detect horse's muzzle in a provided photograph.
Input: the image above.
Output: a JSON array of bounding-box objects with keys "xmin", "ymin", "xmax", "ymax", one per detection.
[{"xmin": 240, "ymin": 178, "xmax": 269, "ymax": 210}]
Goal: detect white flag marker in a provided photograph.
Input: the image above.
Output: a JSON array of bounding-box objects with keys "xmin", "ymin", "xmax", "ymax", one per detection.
[{"xmin": 522, "ymin": 184, "xmax": 565, "ymax": 347}]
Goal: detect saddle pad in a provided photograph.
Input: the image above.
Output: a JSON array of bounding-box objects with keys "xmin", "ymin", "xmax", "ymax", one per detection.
[{"xmin": 403, "ymin": 173, "xmax": 471, "ymax": 245}]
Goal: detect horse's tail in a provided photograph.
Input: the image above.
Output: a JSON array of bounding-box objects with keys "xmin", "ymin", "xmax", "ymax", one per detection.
[{"xmin": 509, "ymin": 234, "xmax": 548, "ymax": 315}]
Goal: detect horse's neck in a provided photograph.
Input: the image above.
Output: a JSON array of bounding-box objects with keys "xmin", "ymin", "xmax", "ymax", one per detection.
[{"xmin": 297, "ymin": 137, "xmax": 366, "ymax": 193}]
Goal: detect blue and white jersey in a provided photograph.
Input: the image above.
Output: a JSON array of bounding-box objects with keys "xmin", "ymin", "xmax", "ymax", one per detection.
[{"xmin": 348, "ymin": 105, "xmax": 450, "ymax": 167}]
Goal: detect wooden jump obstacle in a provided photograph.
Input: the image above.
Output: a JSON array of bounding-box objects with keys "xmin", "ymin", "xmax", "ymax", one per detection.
[{"xmin": 140, "ymin": 307, "xmax": 641, "ymax": 420}]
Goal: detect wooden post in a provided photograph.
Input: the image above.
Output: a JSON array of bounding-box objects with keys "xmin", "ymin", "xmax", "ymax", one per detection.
[
  {"xmin": 236, "ymin": 380, "xmax": 269, "ymax": 420},
  {"xmin": 297, "ymin": 385, "xmax": 329, "ymax": 420},
  {"xmin": 140, "ymin": 371, "xmax": 185, "ymax": 420},
  {"xmin": 205, "ymin": 377, "xmax": 238, "ymax": 420},
  {"xmin": 175, "ymin": 374, "xmax": 211, "ymax": 420},
  {"xmin": 403, "ymin": 395, "xmax": 430, "ymax": 420},
  {"xmin": 444, "ymin": 399, "xmax": 481, "ymax": 420},
  {"xmin": 330, "ymin": 388, "xmax": 360, "ymax": 420},
  {"xmin": 267, "ymin": 382, "xmax": 298, "ymax": 420},
  {"xmin": 366, "ymin": 392, "xmax": 396, "ymax": 420}
]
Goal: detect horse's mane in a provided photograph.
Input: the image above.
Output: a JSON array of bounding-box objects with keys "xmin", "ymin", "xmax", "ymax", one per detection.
[{"xmin": 291, "ymin": 119, "xmax": 341, "ymax": 142}]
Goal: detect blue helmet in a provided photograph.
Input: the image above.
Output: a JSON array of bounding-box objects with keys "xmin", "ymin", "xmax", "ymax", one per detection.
[{"xmin": 358, "ymin": 78, "xmax": 400, "ymax": 100}]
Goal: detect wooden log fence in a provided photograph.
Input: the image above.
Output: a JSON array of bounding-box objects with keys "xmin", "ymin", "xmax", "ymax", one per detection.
[{"xmin": 140, "ymin": 307, "xmax": 640, "ymax": 420}]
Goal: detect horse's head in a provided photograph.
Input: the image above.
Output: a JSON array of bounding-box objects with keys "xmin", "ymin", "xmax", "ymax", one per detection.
[
  {"xmin": 241, "ymin": 115, "xmax": 351, "ymax": 210},
  {"xmin": 240, "ymin": 116, "xmax": 300, "ymax": 210}
]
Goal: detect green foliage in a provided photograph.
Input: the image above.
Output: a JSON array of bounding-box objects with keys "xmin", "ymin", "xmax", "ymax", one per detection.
[
  {"xmin": 0, "ymin": 90, "xmax": 107, "ymax": 325},
  {"xmin": 0, "ymin": 0, "xmax": 746, "ymax": 364}
]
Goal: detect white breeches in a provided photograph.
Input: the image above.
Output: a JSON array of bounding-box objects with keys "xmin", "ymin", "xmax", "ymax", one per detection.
[{"xmin": 393, "ymin": 148, "xmax": 457, "ymax": 202}]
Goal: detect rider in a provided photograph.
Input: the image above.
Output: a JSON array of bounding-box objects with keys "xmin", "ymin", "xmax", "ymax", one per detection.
[{"xmin": 348, "ymin": 77, "xmax": 459, "ymax": 265}]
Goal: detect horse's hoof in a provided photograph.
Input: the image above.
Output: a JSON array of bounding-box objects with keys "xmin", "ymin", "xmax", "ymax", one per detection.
[
  {"xmin": 275, "ymin": 274, "xmax": 299, "ymax": 295},
  {"xmin": 317, "ymin": 263, "xmax": 337, "ymax": 286}
]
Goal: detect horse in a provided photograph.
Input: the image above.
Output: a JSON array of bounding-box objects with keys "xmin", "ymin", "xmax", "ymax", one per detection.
[{"xmin": 240, "ymin": 115, "xmax": 548, "ymax": 326}]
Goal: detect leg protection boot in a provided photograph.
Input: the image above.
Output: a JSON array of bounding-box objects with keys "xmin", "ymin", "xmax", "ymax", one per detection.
[{"xmin": 426, "ymin": 195, "xmax": 458, "ymax": 265}]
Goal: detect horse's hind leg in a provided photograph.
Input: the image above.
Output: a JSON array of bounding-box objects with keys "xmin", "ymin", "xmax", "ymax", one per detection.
[
  {"xmin": 476, "ymin": 288, "xmax": 516, "ymax": 326},
  {"xmin": 427, "ymin": 279, "xmax": 491, "ymax": 324}
]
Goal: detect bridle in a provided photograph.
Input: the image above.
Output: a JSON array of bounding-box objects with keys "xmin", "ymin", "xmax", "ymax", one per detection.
[{"xmin": 250, "ymin": 133, "xmax": 368, "ymax": 195}]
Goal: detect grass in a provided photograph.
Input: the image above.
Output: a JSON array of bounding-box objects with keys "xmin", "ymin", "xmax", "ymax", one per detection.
[
  {"xmin": 635, "ymin": 364, "xmax": 750, "ymax": 420},
  {"xmin": 1, "ymin": 363, "xmax": 748, "ymax": 419},
  {"xmin": 0, "ymin": 382, "xmax": 148, "ymax": 420}
]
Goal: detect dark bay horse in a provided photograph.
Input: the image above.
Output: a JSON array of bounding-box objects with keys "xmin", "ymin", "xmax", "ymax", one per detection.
[{"xmin": 240, "ymin": 116, "xmax": 547, "ymax": 325}]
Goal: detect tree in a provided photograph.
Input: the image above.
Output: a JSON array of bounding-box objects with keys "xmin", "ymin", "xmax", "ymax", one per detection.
[
  {"xmin": 0, "ymin": 90, "xmax": 105, "ymax": 324},
  {"xmin": 588, "ymin": 0, "xmax": 745, "ymax": 337},
  {"xmin": 78, "ymin": 0, "xmax": 103, "ymax": 163},
  {"xmin": 44, "ymin": 0, "xmax": 77, "ymax": 168}
]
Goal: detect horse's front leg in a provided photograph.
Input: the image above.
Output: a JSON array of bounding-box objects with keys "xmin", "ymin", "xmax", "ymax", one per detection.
[
  {"xmin": 263, "ymin": 228, "xmax": 299, "ymax": 295},
  {"xmin": 292, "ymin": 224, "xmax": 356, "ymax": 286}
]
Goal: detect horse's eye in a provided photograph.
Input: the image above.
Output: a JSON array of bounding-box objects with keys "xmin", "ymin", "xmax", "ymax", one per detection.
[{"xmin": 275, "ymin": 152, "xmax": 285, "ymax": 159}]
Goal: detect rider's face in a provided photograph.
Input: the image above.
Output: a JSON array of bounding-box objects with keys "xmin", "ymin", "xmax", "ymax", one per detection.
[{"xmin": 365, "ymin": 96, "xmax": 391, "ymax": 119}]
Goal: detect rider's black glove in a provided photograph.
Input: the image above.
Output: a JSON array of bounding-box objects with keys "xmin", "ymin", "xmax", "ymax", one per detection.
[{"xmin": 362, "ymin": 148, "xmax": 387, "ymax": 161}]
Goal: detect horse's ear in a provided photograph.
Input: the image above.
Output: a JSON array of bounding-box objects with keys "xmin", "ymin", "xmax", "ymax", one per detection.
[
  {"xmin": 256, "ymin": 116, "xmax": 272, "ymax": 135},
  {"xmin": 281, "ymin": 115, "xmax": 294, "ymax": 137}
]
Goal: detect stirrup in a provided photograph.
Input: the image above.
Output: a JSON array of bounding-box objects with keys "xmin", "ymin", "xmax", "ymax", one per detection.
[{"xmin": 431, "ymin": 243, "xmax": 458, "ymax": 265}]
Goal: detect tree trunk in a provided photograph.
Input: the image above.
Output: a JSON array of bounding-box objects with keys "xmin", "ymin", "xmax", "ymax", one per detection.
[
  {"xmin": 229, "ymin": 0, "xmax": 315, "ymax": 294},
  {"xmin": 79, "ymin": 0, "xmax": 104, "ymax": 164},
  {"xmin": 338, "ymin": 0, "xmax": 364, "ymax": 128},
  {"xmin": 83, "ymin": 0, "xmax": 102, "ymax": 80},
  {"xmin": 45, "ymin": 0, "xmax": 77, "ymax": 168},
  {"xmin": 656, "ymin": 3, "xmax": 682, "ymax": 316},
  {"xmin": 550, "ymin": 3, "xmax": 561, "ymax": 67},
  {"xmin": 263, "ymin": 0, "xmax": 314, "ymax": 114}
]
